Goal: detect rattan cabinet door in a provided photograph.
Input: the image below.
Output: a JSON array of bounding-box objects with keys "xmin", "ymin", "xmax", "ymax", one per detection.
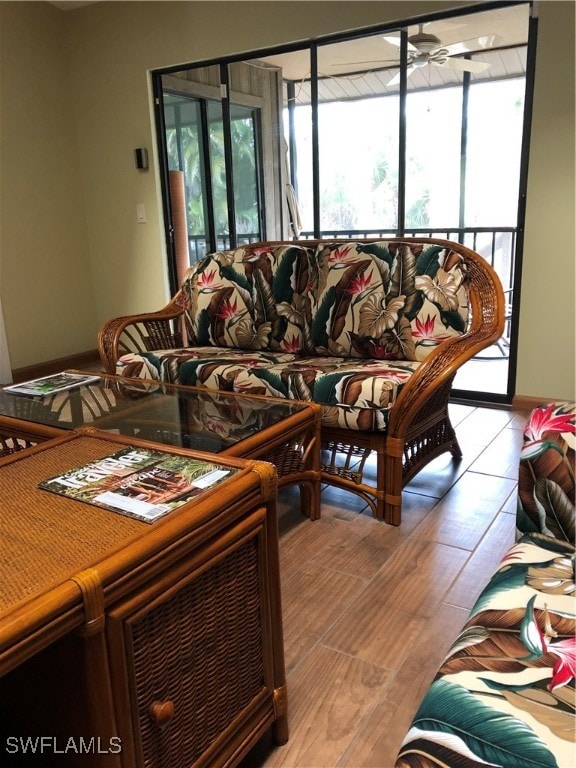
[{"xmin": 106, "ymin": 508, "xmax": 283, "ymax": 768}]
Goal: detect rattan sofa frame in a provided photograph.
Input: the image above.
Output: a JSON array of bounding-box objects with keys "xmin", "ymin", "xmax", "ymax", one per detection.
[{"xmin": 98, "ymin": 238, "xmax": 505, "ymax": 525}]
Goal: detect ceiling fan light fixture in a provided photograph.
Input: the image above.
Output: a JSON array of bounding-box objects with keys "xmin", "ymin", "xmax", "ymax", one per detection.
[{"xmin": 408, "ymin": 32, "xmax": 442, "ymax": 54}]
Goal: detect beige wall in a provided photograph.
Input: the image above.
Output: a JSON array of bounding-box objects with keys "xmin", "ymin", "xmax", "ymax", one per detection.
[
  {"xmin": 517, "ymin": 0, "xmax": 575, "ymax": 402},
  {"xmin": 0, "ymin": 1, "xmax": 574, "ymax": 401},
  {"xmin": 0, "ymin": 0, "xmax": 97, "ymax": 366}
]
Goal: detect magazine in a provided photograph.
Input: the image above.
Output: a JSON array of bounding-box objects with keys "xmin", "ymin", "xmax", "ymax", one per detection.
[
  {"xmin": 38, "ymin": 446, "xmax": 235, "ymax": 522},
  {"xmin": 3, "ymin": 372, "xmax": 101, "ymax": 397}
]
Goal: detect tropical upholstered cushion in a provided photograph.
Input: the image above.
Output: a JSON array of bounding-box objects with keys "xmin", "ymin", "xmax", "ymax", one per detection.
[
  {"xmin": 395, "ymin": 402, "xmax": 576, "ymax": 768},
  {"xmin": 395, "ymin": 531, "xmax": 575, "ymax": 768},
  {"xmin": 181, "ymin": 243, "xmax": 313, "ymax": 354},
  {"xmin": 116, "ymin": 350, "xmax": 419, "ymax": 431},
  {"xmin": 310, "ymin": 241, "xmax": 469, "ymax": 362},
  {"xmin": 116, "ymin": 348, "xmax": 300, "ymax": 390},
  {"xmin": 517, "ymin": 401, "xmax": 575, "ymax": 543}
]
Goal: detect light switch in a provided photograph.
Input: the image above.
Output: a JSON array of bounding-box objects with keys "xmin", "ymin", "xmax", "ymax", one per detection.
[{"xmin": 136, "ymin": 204, "xmax": 146, "ymax": 223}]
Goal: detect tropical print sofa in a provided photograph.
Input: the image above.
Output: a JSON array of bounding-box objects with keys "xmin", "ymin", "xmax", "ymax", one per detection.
[
  {"xmin": 395, "ymin": 401, "xmax": 575, "ymax": 768},
  {"xmin": 98, "ymin": 238, "xmax": 504, "ymax": 524}
]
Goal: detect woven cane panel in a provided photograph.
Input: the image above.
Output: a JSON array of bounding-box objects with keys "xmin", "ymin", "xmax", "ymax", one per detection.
[
  {"xmin": 0, "ymin": 433, "xmax": 35, "ymax": 457},
  {"xmin": 0, "ymin": 436, "xmax": 144, "ymax": 611},
  {"xmin": 130, "ymin": 536, "xmax": 265, "ymax": 768},
  {"xmin": 262, "ymin": 441, "xmax": 305, "ymax": 476}
]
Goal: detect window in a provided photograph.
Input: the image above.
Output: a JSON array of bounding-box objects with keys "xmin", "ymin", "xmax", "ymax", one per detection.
[{"xmin": 153, "ymin": 1, "xmax": 534, "ymax": 403}]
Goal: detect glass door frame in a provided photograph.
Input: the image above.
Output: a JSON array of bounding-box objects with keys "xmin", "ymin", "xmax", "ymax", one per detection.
[{"xmin": 151, "ymin": 0, "xmax": 536, "ymax": 405}]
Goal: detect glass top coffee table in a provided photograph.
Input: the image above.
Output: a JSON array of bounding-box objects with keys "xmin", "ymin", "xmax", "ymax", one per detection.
[{"xmin": 0, "ymin": 371, "xmax": 321, "ymax": 519}]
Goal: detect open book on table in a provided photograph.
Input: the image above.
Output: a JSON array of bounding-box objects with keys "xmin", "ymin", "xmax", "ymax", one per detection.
[{"xmin": 38, "ymin": 446, "xmax": 235, "ymax": 522}]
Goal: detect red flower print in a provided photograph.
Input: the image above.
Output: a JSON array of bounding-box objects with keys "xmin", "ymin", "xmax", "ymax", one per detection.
[
  {"xmin": 413, "ymin": 315, "xmax": 436, "ymax": 339},
  {"xmin": 197, "ymin": 269, "xmax": 223, "ymax": 292},
  {"xmin": 218, "ymin": 298, "xmax": 240, "ymax": 320},
  {"xmin": 282, "ymin": 334, "xmax": 301, "ymax": 353},
  {"xmin": 365, "ymin": 342, "xmax": 396, "ymax": 360},
  {"xmin": 329, "ymin": 245, "xmax": 356, "ymax": 265},
  {"xmin": 346, "ymin": 272, "xmax": 373, "ymax": 296},
  {"xmin": 547, "ymin": 635, "xmax": 576, "ymax": 691},
  {"xmin": 523, "ymin": 404, "xmax": 575, "ymax": 443}
]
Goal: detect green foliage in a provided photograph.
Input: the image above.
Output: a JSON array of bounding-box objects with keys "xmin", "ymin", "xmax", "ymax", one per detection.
[
  {"xmin": 141, "ymin": 352, "xmax": 163, "ymax": 373},
  {"xmin": 311, "ymin": 287, "xmax": 336, "ymax": 348},
  {"xmin": 252, "ymin": 369, "xmax": 289, "ymax": 397},
  {"xmin": 357, "ymin": 242, "xmax": 394, "ymax": 269},
  {"xmin": 412, "ymin": 679, "xmax": 559, "ymax": 768},
  {"xmin": 195, "ymin": 310, "xmax": 212, "ymax": 346},
  {"xmin": 470, "ymin": 564, "xmax": 529, "ymax": 616},
  {"xmin": 440, "ymin": 307, "xmax": 467, "ymax": 333},
  {"xmin": 272, "ymin": 250, "xmax": 298, "ymax": 303},
  {"xmin": 416, "ymin": 245, "xmax": 444, "ymax": 277},
  {"xmin": 312, "ymin": 372, "xmax": 345, "ymax": 405}
]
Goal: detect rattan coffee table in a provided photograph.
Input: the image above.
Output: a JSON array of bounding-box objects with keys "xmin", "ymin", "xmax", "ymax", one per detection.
[
  {"xmin": 0, "ymin": 371, "xmax": 322, "ymax": 519},
  {"xmin": 0, "ymin": 430, "xmax": 287, "ymax": 767}
]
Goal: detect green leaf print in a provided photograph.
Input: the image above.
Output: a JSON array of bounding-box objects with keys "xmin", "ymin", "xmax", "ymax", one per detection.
[
  {"xmin": 416, "ymin": 245, "xmax": 444, "ymax": 277},
  {"xmin": 312, "ymin": 287, "xmax": 336, "ymax": 348},
  {"xmin": 411, "ymin": 679, "xmax": 559, "ymax": 768}
]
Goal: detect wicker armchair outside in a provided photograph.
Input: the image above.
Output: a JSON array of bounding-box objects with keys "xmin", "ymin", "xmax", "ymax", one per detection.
[{"xmin": 98, "ymin": 238, "xmax": 505, "ymax": 524}]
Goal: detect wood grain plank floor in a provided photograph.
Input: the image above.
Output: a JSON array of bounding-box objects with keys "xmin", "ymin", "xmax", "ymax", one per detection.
[{"xmin": 241, "ymin": 402, "xmax": 530, "ymax": 768}]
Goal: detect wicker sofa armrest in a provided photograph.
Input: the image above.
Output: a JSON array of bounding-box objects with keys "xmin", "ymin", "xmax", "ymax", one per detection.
[
  {"xmin": 388, "ymin": 242, "xmax": 505, "ymax": 438},
  {"xmin": 98, "ymin": 291, "xmax": 186, "ymax": 373}
]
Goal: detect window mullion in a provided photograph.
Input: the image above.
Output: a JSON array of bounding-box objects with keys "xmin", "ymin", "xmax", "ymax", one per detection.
[
  {"xmin": 220, "ymin": 63, "xmax": 237, "ymax": 249},
  {"xmin": 459, "ymin": 67, "xmax": 471, "ymax": 238},
  {"xmin": 397, "ymin": 29, "xmax": 408, "ymax": 237},
  {"xmin": 310, "ymin": 45, "xmax": 320, "ymax": 238}
]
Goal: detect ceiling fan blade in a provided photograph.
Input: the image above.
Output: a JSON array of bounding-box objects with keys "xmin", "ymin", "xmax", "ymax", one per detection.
[
  {"xmin": 382, "ymin": 34, "xmax": 418, "ymax": 53},
  {"xmin": 329, "ymin": 59, "xmax": 397, "ymax": 67},
  {"xmin": 444, "ymin": 34, "xmax": 501, "ymax": 56},
  {"xmin": 387, "ymin": 65, "xmax": 415, "ymax": 86},
  {"xmin": 433, "ymin": 57, "xmax": 491, "ymax": 73}
]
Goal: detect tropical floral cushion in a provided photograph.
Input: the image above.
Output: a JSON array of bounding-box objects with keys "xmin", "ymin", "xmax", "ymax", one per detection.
[
  {"xmin": 214, "ymin": 356, "xmax": 420, "ymax": 431},
  {"xmin": 116, "ymin": 348, "xmax": 299, "ymax": 389},
  {"xmin": 115, "ymin": 350, "xmax": 420, "ymax": 432},
  {"xmin": 395, "ymin": 403, "xmax": 576, "ymax": 768},
  {"xmin": 517, "ymin": 401, "xmax": 576, "ymax": 543},
  {"xmin": 395, "ymin": 531, "xmax": 575, "ymax": 768},
  {"xmin": 181, "ymin": 244, "xmax": 313, "ymax": 354},
  {"xmin": 309, "ymin": 241, "xmax": 469, "ymax": 362}
]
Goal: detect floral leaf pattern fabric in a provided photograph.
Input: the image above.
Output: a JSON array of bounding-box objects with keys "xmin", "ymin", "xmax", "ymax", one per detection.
[
  {"xmin": 517, "ymin": 402, "xmax": 575, "ymax": 542},
  {"xmin": 395, "ymin": 402, "xmax": 576, "ymax": 768},
  {"xmin": 181, "ymin": 244, "xmax": 313, "ymax": 354},
  {"xmin": 309, "ymin": 241, "xmax": 468, "ymax": 361},
  {"xmin": 115, "ymin": 241, "xmax": 472, "ymax": 432},
  {"xmin": 396, "ymin": 534, "xmax": 575, "ymax": 768},
  {"xmin": 116, "ymin": 349, "xmax": 419, "ymax": 431}
]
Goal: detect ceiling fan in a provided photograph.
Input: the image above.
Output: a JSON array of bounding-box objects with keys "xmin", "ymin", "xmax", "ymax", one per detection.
[{"xmin": 333, "ymin": 24, "xmax": 500, "ymax": 84}]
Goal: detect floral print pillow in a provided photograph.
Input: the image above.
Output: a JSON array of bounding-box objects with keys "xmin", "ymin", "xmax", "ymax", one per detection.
[
  {"xmin": 181, "ymin": 244, "xmax": 313, "ymax": 354},
  {"xmin": 310, "ymin": 241, "xmax": 469, "ymax": 361}
]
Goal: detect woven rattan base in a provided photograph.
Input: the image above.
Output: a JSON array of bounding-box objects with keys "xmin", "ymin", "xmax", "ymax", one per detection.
[{"xmin": 0, "ymin": 431, "xmax": 287, "ymax": 767}]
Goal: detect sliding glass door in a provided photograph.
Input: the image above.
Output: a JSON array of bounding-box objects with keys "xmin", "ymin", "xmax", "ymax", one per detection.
[
  {"xmin": 153, "ymin": 1, "xmax": 534, "ymax": 404},
  {"xmin": 162, "ymin": 87, "xmax": 263, "ymax": 265}
]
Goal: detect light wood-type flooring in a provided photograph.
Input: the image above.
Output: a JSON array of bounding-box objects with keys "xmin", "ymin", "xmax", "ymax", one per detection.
[{"xmin": 240, "ymin": 401, "xmax": 531, "ymax": 768}]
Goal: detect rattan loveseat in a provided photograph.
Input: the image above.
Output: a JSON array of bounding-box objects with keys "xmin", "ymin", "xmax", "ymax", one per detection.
[{"xmin": 98, "ymin": 238, "xmax": 505, "ymax": 525}]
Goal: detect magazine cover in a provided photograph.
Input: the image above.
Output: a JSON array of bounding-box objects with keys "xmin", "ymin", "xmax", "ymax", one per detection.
[
  {"xmin": 3, "ymin": 372, "xmax": 101, "ymax": 397},
  {"xmin": 38, "ymin": 446, "xmax": 235, "ymax": 522}
]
